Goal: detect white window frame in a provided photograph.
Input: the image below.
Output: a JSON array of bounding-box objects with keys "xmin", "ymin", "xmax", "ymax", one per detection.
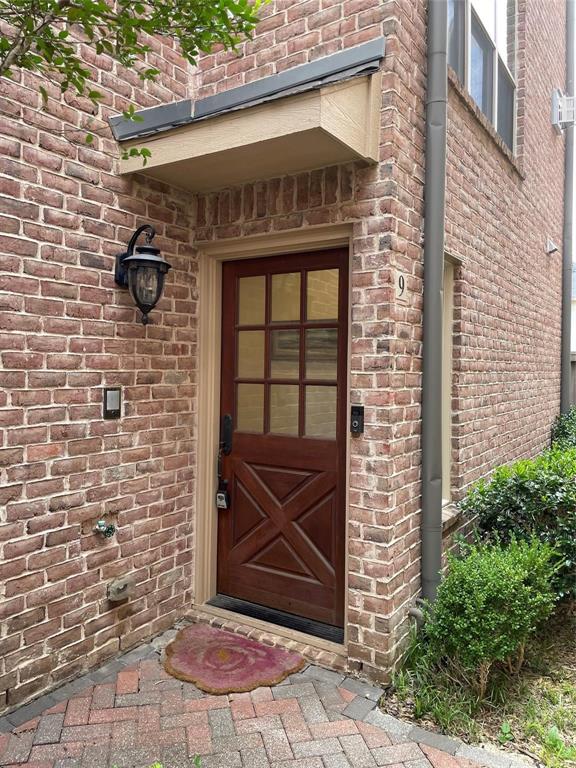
[
  {"xmin": 441, "ymin": 262, "xmax": 455, "ymax": 506},
  {"xmin": 452, "ymin": 0, "xmax": 517, "ymax": 152}
]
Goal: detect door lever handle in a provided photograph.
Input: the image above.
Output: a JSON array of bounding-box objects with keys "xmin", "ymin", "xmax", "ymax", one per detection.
[
  {"xmin": 220, "ymin": 414, "xmax": 233, "ymax": 456},
  {"xmin": 216, "ymin": 414, "xmax": 232, "ymax": 511}
]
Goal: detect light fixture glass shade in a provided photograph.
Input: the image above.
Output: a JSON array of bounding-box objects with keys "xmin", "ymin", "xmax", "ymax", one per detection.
[
  {"xmin": 129, "ymin": 265, "xmax": 162, "ymax": 312},
  {"xmin": 122, "ymin": 244, "xmax": 171, "ymax": 324}
]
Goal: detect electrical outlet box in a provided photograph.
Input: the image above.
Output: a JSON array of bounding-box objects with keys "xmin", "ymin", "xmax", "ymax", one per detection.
[{"xmin": 103, "ymin": 387, "xmax": 121, "ymax": 420}]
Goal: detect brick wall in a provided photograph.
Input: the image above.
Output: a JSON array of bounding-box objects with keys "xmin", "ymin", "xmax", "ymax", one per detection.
[
  {"xmin": 445, "ymin": 0, "xmax": 565, "ymax": 497},
  {"xmin": 0, "ymin": 0, "xmax": 567, "ymax": 712},
  {"xmin": 0, "ymin": 40, "xmax": 198, "ymax": 711}
]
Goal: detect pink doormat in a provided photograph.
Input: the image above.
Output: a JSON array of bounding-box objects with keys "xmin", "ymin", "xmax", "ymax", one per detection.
[{"xmin": 164, "ymin": 624, "xmax": 305, "ymax": 694}]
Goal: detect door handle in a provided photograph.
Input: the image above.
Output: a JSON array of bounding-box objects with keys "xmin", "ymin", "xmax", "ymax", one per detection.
[
  {"xmin": 216, "ymin": 414, "xmax": 233, "ymax": 510},
  {"xmin": 220, "ymin": 414, "xmax": 233, "ymax": 456}
]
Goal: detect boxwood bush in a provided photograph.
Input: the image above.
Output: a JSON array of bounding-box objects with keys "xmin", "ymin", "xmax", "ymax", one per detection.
[
  {"xmin": 424, "ymin": 539, "xmax": 557, "ymax": 699},
  {"xmin": 551, "ymin": 405, "xmax": 576, "ymax": 449},
  {"xmin": 460, "ymin": 447, "xmax": 576, "ymax": 600}
]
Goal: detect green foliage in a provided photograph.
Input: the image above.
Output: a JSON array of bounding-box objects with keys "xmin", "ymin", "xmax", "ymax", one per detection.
[
  {"xmin": 388, "ymin": 611, "xmax": 576, "ymax": 768},
  {"xmin": 551, "ymin": 406, "xmax": 576, "ymax": 450},
  {"xmin": 0, "ymin": 0, "xmax": 263, "ymax": 99},
  {"xmin": 460, "ymin": 447, "xmax": 576, "ymax": 600},
  {"xmin": 498, "ymin": 722, "xmax": 514, "ymax": 745},
  {"xmin": 542, "ymin": 726, "xmax": 576, "ymax": 763},
  {"xmin": 391, "ymin": 626, "xmax": 484, "ymax": 734},
  {"xmin": 1, "ymin": 0, "xmax": 264, "ymax": 160},
  {"xmin": 121, "ymin": 145, "xmax": 152, "ymax": 166},
  {"xmin": 423, "ymin": 539, "xmax": 557, "ymax": 698}
]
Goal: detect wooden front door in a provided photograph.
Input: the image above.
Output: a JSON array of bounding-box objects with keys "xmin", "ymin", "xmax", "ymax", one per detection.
[{"xmin": 217, "ymin": 249, "xmax": 348, "ymax": 628}]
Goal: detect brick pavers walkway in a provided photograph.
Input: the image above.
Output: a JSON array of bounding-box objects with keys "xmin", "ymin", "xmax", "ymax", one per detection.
[{"xmin": 0, "ymin": 639, "xmax": 518, "ymax": 768}]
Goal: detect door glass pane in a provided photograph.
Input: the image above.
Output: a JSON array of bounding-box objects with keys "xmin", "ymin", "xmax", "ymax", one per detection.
[
  {"xmin": 307, "ymin": 269, "xmax": 339, "ymax": 320},
  {"xmin": 238, "ymin": 276, "xmax": 265, "ymax": 325},
  {"xmin": 305, "ymin": 329, "xmax": 337, "ymax": 380},
  {"xmin": 270, "ymin": 385, "xmax": 299, "ymax": 435},
  {"xmin": 237, "ymin": 384, "xmax": 264, "ymax": 432},
  {"xmin": 238, "ymin": 331, "xmax": 265, "ymax": 378},
  {"xmin": 305, "ymin": 386, "xmax": 337, "ymax": 439},
  {"xmin": 270, "ymin": 330, "xmax": 300, "ymax": 379},
  {"xmin": 271, "ymin": 272, "xmax": 300, "ymax": 322}
]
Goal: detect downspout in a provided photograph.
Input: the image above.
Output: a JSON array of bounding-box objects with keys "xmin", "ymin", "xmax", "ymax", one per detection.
[
  {"xmin": 561, "ymin": 0, "xmax": 574, "ymax": 414},
  {"xmin": 421, "ymin": 0, "xmax": 448, "ymax": 602}
]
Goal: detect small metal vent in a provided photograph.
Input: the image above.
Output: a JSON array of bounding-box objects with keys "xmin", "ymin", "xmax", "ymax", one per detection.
[{"xmin": 552, "ymin": 89, "xmax": 576, "ymax": 132}]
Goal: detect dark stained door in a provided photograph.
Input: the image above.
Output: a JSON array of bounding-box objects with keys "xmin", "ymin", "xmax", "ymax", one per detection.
[{"xmin": 217, "ymin": 249, "xmax": 348, "ymax": 628}]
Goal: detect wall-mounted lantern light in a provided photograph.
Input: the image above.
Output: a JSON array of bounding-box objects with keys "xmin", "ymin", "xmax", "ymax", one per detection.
[{"xmin": 115, "ymin": 224, "xmax": 171, "ymax": 325}]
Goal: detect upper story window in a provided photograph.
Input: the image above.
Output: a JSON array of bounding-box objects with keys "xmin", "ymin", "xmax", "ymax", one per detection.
[{"xmin": 448, "ymin": 0, "xmax": 517, "ymax": 152}]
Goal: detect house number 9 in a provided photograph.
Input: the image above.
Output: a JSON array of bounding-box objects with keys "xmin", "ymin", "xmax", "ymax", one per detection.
[{"xmin": 395, "ymin": 270, "xmax": 409, "ymax": 305}]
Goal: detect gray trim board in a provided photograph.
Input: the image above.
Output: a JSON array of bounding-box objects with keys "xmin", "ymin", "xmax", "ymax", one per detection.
[
  {"xmin": 109, "ymin": 99, "xmax": 192, "ymax": 142},
  {"xmin": 194, "ymin": 37, "xmax": 385, "ymax": 119},
  {"xmin": 109, "ymin": 37, "xmax": 385, "ymax": 142}
]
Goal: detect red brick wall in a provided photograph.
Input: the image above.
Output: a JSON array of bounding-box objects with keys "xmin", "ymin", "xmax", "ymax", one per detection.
[
  {"xmin": 193, "ymin": 0, "xmax": 387, "ymax": 98},
  {"xmin": 0, "ymin": 41, "xmax": 198, "ymax": 711},
  {"xmin": 0, "ymin": 0, "xmax": 567, "ymax": 711},
  {"xmin": 445, "ymin": 0, "xmax": 565, "ymax": 497}
]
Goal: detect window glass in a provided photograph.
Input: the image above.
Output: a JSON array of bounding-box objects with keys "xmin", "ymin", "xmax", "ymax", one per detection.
[
  {"xmin": 471, "ymin": 0, "xmax": 495, "ymax": 39},
  {"xmin": 237, "ymin": 331, "xmax": 265, "ymax": 379},
  {"xmin": 237, "ymin": 384, "xmax": 264, "ymax": 433},
  {"xmin": 305, "ymin": 386, "xmax": 337, "ymax": 439},
  {"xmin": 497, "ymin": 58, "xmax": 514, "ymax": 150},
  {"xmin": 270, "ymin": 385, "xmax": 299, "ymax": 435},
  {"xmin": 238, "ymin": 276, "xmax": 265, "ymax": 325},
  {"xmin": 270, "ymin": 330, "xmax": 300, "ymax": 379},
  {"xmin": 271, "ymin": 273, "xmax": 300, "ymax": 322},
  {"xmin": 305, "ymin": 329, "xmax": 338, "ymax": 380},
  {"xmin": 470, "ymin": 12, "xmax": 494, "ymax": 121},
  {"xmin": 496, "ymin": 0, "xmax": 515, "ymax": 72},
  {"xmin": 448, "ymin": 0, "xmax": 465, "ymax": 79},
  {"xmin": 307, "ymin": 269, "xmax": 339, "ymax": 320}
]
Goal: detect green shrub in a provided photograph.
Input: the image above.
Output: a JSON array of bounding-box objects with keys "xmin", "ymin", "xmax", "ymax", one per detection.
[
  {"xmin": 551, "ymin": 406, "xmax": 576, "ymax": 449},
  {"xmin": 424, "ymin": 539, "xmax": 557, "ymax": 699},
  {"xmin": 460, "ymin": 447, "xmax": 576, "ymax": 600}
]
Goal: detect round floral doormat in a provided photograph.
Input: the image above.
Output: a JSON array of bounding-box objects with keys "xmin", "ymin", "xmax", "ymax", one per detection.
[{"xmin": 163, "ymin": 624, "xmax": 305, "ymax": 694}]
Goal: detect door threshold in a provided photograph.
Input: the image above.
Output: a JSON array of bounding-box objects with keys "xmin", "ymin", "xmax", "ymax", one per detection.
[{"xmin": 204, "ymin": 595, "xmax": 345, "ymax": 647}]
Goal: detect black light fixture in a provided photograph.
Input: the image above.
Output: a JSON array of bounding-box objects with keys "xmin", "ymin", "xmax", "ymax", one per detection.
[{"xmin": 115, "ymin": 224, "xmax": 171, "ymax": 325}]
